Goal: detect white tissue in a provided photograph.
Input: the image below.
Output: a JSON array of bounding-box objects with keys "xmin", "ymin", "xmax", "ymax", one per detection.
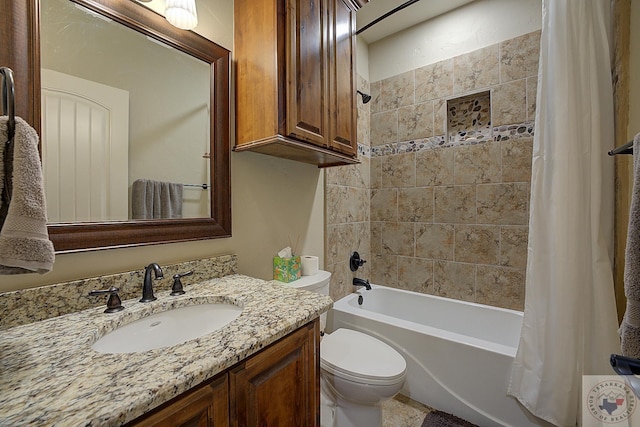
[
  {"xmin": 301, "ymin": 255, "xmax": 319, "ymax": 276},
  {"xmin": 278, "ymin": 246, "xmax": 292, "ymax": 258}
]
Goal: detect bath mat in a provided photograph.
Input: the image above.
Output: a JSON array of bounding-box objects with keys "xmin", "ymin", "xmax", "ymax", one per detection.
[{"xmin": 421, "ymin": 410, "xmax": 479, "ymax": 427}]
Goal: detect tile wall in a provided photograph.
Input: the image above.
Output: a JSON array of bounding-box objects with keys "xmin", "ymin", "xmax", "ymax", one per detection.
[
  {"xmin": 368, "ymin": 31, "xmax": 540, "ymax": 311},
  {"xmin": 324, "ymin": 74, "xmax": 372, "ymax": 302},
  {"xmin": 325, "ymin": 31, "xmax": 540, "ymax": 310}
]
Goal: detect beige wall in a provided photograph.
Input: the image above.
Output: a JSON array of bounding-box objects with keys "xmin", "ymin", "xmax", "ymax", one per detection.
[
  {"xmin": 138, "ymin": 0, "xmax": 233, "ymax": 51},
  {"xmin": 3, "ymin": 149, "xmax": 325, "ymax": 293},
  {"xmin": 356, "ymin": 36, "xmax": 370, "ymax": 81},
  {"xmin": 1, "ymin": 0, "xmax": 325, "ymax": 292},
  {"xmin": 367, "ymin": 0, "xmax": 542, "ymax": 82}
]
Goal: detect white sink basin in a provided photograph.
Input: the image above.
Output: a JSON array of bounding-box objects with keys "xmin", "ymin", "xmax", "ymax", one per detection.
[{"xmin": 92, "ymin": 303, "xmax": 242, "ymax": 354}]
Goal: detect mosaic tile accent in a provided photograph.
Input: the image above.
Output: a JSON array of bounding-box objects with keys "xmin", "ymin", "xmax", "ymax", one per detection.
[
  {"xmin": 493, "ymin": 122, "xmax": 535, "ymax": 141},
  {"xmin": 447, "ymin": 91, "xmax": 492, "ymax": 144},
  {"xmin": 360, "ymin": 122, "xmax": 534, "ymax": 159}
]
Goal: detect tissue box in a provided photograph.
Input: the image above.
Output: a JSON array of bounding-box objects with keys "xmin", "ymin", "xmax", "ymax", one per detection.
[{"xmin": 273, "ymin": 256, "xmax": 302, "ymax": 283}]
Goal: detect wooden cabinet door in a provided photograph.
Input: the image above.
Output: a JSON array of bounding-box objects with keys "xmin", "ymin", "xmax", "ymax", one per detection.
[
  {"xmin": 128, "ymin": 374, "xmax": 229, "ymax": 427},
  {"xmin": 229, "ymin": 321, "xmax": 320, "ymax": 427},
  {"xmin": 328, "ymin": 0, "xmax": 357, "ymax": 156},
  {"xmin": 285, "ymin": 0, "xmax": 329, "ymax": 147}
]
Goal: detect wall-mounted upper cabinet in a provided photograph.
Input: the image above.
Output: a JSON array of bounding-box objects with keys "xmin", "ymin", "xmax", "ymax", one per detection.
[{"xmin": 234, "ymin": 0, "xmax": 365, "ymax": 167}]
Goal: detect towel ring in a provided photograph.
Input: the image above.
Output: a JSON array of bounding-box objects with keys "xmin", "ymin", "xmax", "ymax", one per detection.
[{"xmin": 0, "ymin": 67, "xmax": 16, "ymax": 143}]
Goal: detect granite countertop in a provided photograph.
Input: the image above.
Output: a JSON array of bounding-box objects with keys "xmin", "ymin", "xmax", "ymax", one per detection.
[{"xmin": 0, "ymin": 274, "xmax": 332, "ymax": 426}]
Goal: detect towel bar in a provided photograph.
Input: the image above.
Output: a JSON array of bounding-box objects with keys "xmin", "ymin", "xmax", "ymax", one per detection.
[{"xmin": 184, "ymin": 183, "xmax": 208, "ymax": 190}]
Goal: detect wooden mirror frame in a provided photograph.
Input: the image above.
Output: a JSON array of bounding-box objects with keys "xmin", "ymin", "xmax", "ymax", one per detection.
[{"xmin": 0, "ymin": 0, "xmax": 231, "ymax": 253}]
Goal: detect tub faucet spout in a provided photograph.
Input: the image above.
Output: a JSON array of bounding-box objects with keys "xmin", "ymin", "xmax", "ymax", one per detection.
[{"xmin": 353, "ymin": 277, "xmax": 371, "ymax": 290}]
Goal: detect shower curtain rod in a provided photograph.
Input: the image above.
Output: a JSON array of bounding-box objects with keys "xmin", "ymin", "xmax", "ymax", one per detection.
[
  {"xmin": 356, "ymin": 0, "xmax": 421, "ymax": 35},
  {"xmin": 609, "ymin": 139, "xmax": 634, "ymax": 156}
]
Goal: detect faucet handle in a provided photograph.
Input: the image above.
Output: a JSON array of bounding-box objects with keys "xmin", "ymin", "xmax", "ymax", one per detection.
[
  {"xmin": 171, "ymin": 271, "xmax": 193, "ymax": 296},
  {"xmin": 349, "ymin": 252, "xmax": 367, "ymax": 272},
  {"xmin": 88, "ymin": 286, "xmax": 124, "ymax": 313}
]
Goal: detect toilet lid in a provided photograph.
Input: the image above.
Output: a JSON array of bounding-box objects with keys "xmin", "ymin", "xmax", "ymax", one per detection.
[{"xmin": 320, "ymin": 329, "xmax": 406, "ymax": 383}]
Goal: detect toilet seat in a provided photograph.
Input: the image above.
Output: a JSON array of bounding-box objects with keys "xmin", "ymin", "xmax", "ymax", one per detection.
[{"xmin": 321, "ymin": 328, "xmax": 406, "ymax": 386}]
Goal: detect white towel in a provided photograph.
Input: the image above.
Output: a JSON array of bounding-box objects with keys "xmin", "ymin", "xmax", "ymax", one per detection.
[
  {"xmin": 0, "ymin": 116, "xmax": 54, "ymax": 275},
  {"xmin": 131, "ymin": 179, "xmax": 183, "ymax": 219},
  {"xmin": 621, "ymin": 133, "xmax": 640, "ymax": 357}
]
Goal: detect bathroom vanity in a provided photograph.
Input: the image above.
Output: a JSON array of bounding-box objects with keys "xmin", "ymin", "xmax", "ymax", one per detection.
[
  {"xmin": 129, "ymin": 321, "xmax": 318, "ymax": 426},
  {"xmin": 0, "ymin": 273, "xmax": 332, "ymax": 426}
]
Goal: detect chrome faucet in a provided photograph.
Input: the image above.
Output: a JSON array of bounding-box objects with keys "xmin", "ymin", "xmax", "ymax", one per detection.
[
  {"xmin": 353, "ymin": 277, "xmax": 371, "ymax": 290},
  {"xmin": 141, "ymin": 263, "xmax": 163, "ymax": 302}
]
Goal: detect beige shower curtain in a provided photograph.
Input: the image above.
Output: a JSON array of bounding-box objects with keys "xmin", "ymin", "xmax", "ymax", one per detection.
[{"xmin": 507, "ymin": 1, "xmax": 620, "ymax": 426}]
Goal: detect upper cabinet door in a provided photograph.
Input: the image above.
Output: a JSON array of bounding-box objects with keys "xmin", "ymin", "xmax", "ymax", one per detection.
[
  {"xmin": 285, "ymin": 0, "xmax": 329, "ymax": 147},
  {"xmin": 234, "ymin": 0, "xmax": 363, "ymax": 166},
  {"xmin": 328, "ymin": 0, "xmax": 357, "ymax": 155}
]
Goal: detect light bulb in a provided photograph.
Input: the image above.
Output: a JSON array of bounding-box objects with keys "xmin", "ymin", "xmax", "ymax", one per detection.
[{"xmin": 165, "ymin": 0, "xmax": 198, "ymax": 30}]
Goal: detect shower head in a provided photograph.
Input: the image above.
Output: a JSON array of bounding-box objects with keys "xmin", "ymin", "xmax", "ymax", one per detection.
[{"xmin": 357, "ymin": 90, "xmax": 372, "ymax": 104}]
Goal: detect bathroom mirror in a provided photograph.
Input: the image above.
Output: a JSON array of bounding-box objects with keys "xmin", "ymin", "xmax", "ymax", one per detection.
[
  {"xmin": 0, "ymin": 0, "xmax": 231, "ymax": 252},
  {"xmin": 41, "ymin": 0, "xmax": 214, "ymax": 222}
]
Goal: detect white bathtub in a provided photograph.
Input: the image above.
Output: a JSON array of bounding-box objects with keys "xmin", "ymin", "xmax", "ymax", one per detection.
[{"xmin": 327, "ymin": 285, "xmax": 547, "ymax": 427}]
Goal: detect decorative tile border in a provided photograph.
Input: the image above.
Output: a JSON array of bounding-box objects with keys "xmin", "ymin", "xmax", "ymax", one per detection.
[
  {"xmin": 447, "ymin": 91, "xmax": 492, "ymax": 144},
  {"xmin": 360, "ymin": 121, "xmax": 535, "ymax": 158},
  {"xmin": 493, "ymin": 122, "xmax": 535, "ymax": 141}
]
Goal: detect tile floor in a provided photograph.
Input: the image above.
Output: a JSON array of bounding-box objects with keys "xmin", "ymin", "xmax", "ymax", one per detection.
[{"xmin": 382, "ymin": 394, "xmax": 432, "ymax": 427}]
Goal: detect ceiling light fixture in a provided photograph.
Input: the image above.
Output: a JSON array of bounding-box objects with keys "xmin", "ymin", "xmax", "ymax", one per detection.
[{"xmin": 165, "ymin": 0, "xmax": 198, "ymax": 30}]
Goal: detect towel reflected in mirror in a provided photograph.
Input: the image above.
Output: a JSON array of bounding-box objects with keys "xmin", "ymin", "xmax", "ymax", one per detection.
[{"xmin": 131, "ymin": 179, "xmax": 183, "ymax": 219}]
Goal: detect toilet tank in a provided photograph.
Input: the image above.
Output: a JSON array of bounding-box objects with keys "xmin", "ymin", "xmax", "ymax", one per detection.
[
  {"xmin": 285, "ymin": 270, "xmax": 331, "ymax": 295},
  {"xmin": 284, "ymin": 270, "xmax": 331, "ymax": 331}
]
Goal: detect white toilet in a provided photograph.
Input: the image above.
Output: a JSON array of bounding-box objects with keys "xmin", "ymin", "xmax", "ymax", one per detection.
[{"xmin": 285, "ymin": 271, "xmax": 407, "ymax": 427}]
